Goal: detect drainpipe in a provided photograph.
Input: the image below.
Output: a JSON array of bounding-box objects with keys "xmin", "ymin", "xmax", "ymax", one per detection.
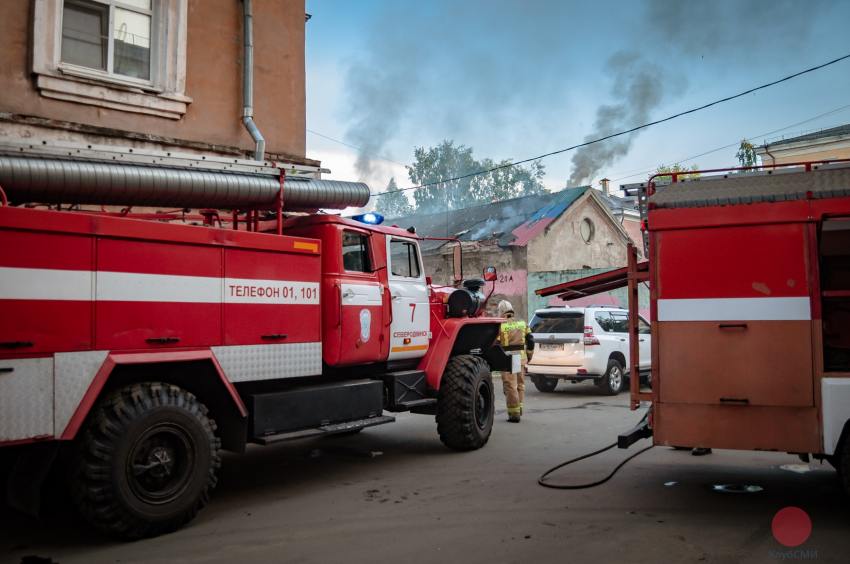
[
  {"xmin": 763, "ymin": 144, "xmax": 776, "ymax": 167},
  {"xmin": 242, "ymin": 0, "xmax": 266, "ymax": 162}
]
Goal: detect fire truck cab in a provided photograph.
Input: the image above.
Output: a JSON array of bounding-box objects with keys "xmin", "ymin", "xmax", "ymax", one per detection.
[{"xmin": 0, "ymin": 159, "xmax": 509, "ymax": 539}]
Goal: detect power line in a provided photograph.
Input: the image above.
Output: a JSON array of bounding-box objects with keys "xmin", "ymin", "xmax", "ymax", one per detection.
[
  {"xmin": 306, "ymin": 129, "xmax": 409, "ymax": 168},
  {"xmin": 374, "ymin": 51, "xmax": 850, "ymax": 197},
  {"xmin": 608, "ymin": 102, "xmax": 850, "ymax": 182}
]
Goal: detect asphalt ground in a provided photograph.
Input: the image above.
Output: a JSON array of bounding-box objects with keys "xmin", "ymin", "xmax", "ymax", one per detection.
[{"xmin": 2, "ymin": 380, "xmax": 848, "ymax": 564}]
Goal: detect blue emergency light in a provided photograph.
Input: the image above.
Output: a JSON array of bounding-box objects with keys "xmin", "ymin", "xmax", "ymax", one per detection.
[{"xmin": 352, "ymin": 212, "xmax": 384, "ymax": 225}]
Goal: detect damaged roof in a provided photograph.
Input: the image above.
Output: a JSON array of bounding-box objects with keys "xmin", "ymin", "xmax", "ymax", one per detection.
[{"xmin": 385, "ymin": 186, "xmax": 589, "ymax": 253}]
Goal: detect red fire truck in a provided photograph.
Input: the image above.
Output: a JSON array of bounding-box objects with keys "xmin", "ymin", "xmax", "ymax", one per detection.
[
  {"xmin": 0, "ymin": 155, "xmax": 510, "ymax": 538},
  {"xmin": 538, "ymin": 161, "xmax": 850, "ymax": 497}
]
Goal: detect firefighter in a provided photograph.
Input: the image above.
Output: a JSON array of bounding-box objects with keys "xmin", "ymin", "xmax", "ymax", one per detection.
[{"xmin": 497, "ymin": 300, "xmax": 529, "ymax": 423}]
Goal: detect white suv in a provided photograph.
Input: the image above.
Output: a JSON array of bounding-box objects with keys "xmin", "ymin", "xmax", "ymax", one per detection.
[{"xmin": 525, "ymin": 306, "xmax": 651, "ymax": 395}]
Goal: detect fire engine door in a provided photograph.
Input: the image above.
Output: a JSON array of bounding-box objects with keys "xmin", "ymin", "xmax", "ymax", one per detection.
[
  {"xmin": 386, "ymin": 237, "xmax": 430, "ymax": 361},
  {"xmin": 335, "ymin": 229, "xmax": 385, "ymax": 365}
]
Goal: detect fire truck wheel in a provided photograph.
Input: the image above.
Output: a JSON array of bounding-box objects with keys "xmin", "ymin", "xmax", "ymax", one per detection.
[
  {"xmin": 436, "ymin": 355, "xmax": 494, "ymax": 451},
  {"xmin": 596, "ymin": 359, "xmax": 624, "ymax": 396},
  {"xmin": 71, "ymin": 382, "xmax": 221, "ymax": 539},
  {"xmin": 531, "ymin": 375, "xmax": 558, "ymax": 393}
]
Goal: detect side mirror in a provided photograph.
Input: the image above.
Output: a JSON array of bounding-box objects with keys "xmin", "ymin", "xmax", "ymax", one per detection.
[
  {"xmin": 483, "ymin": 266, "xmax": 497, "ymax": 282},
  {"xmin": 369, "ymin": 233, "xmax": 386, "ymax": 273},
  {"xmin": 452, "ymin": 243, "xmax": 463, "ymax": 283}
]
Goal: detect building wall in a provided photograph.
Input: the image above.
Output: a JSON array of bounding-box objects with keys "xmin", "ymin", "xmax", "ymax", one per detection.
[
  {"xmin": 527, "ymin": 269, "xmax": 651, "ymax": 322},
  {"xmin": 424, "ymin": 243, "xmax": 531, "ymax": 320},
  {"xmin": 526, "ymin": 194, "xmax": 629, "ymax": 272},
  {"xmin": 621, "ymin": 217, "xmax": 645, "ymax": 257},
  {"xmin": 0, "ymin": 0, "xmax": 307, "ymax": 161},
  {"xmin": 759, "ymin": 139, "xmax": 850, "ymax": 166}
]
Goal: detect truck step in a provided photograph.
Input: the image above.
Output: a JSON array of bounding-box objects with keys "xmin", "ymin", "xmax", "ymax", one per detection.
[
  {"xmin": 393, "ymin": 398, "xmax": 438, "ymax": 411},
  {"xmin": 253, "ymin": 415, "xmax": 396, "ymax": 445},
  {"xmin": 249, "ymin": 379, "xmax": 384, "ymax": 438}
]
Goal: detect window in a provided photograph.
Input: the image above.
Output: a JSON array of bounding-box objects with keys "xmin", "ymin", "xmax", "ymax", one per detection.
[
  {"xmin": 594, "ymin": 311, "xmax": 614, "ymax": 332},
  {"xmin": 62, "ymin": 0, "xmax": 153, "ymax": 80},
  {"xmin": 32, "ymin": 0, "xmax": 190, "ymax": 119},
  {"xmin": 610, "ymin": 312, "xmax": 629, "ymax": 333},
  {"xmin": 580, "ymin": 217, "xmax": 595, "ymax": 243},
  {"xmin": 530, "ymin": 311, "xmax": 584, "ymax": 334},
  {"xmin": 638, "ymin": 316, "xmax": 651, "ymax": 335},
  {"xmin": 342, "ymin": 231, "xmax": 371, "ymax": 273},
  {"xmin": 390, "ymin": 239, "xmax": 421, "ymax": 278}
]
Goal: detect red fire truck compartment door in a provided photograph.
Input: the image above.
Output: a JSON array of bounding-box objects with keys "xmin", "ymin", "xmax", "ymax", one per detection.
[
  {"xmin": 655, "ymin": 222, "xmax": 814, "ymax": 408},
  {"xmin": 95, "ymin": 238, "xmax": 222, "ymax": 349},
  {"xmin": 657, "ymin": 320, "xmax": 813, "ymax": 407},
  {"xmin": 223, "ymin": 248, "xmax": 321, "ymax": 345},
  {"xmin": 0, "ymin": 229, "xmax": 93, "ymax": 353}
]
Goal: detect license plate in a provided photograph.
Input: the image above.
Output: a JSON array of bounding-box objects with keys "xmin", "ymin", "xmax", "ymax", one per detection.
[{"xmin": 540, "ymin": 343, "xmax": 563, "ymax": 351}]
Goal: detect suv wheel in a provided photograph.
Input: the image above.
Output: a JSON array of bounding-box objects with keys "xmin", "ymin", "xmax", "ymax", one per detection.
[
  {"xmin": 531, "ymin": 375, "xmax": 558, "ymax": 393},
  {"xmin": 596, "ymin": 359, "xmax": 624, "ymax": 396}
]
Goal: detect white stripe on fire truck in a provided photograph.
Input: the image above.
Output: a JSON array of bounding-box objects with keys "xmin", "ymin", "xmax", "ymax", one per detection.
[
  {"xmin": 0, "ymin": 267, "xmax": 92, "ymax": 301},
  {"xmin": 657, "ymin": 297, "xmax": 811, "ymax": 321},
  {"xmin": 97, "ymin": 271, "xmax": 220, "ymax": 303},
  {"xmin": 0, "ymin": 267, "xmax": 319, "ymax": 305}
]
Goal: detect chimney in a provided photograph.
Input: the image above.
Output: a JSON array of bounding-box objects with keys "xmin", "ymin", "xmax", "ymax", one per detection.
[{"xmin": 600, "ymin": 178, "xmax": 611, "ymax": 197}]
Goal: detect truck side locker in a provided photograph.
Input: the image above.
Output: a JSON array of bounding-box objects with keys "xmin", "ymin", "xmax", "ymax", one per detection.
[{"xmin": 655, "ymin": 222, "xmax": 814, "ymax": 408}]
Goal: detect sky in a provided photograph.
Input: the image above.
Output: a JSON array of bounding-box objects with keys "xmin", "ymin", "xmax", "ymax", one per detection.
[{"xmin": 304, "ymin": 0, "xmax": 850, "ymax": 198}]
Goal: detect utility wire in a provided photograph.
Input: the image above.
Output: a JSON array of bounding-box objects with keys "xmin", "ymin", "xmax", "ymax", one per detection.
[
  {"xmin": 307, "ymin": 129, "xmax": 409, "ymax": 168},
  {"xmin": 373, "ymin": 52, "xmax": 850, "ymax": 197},
  {"xmin": 608, "ymin": 103, "xmax": 850, "ymax": 182}
]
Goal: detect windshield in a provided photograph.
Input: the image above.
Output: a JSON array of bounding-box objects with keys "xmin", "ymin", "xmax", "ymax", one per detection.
[{"xmin": 530, "ymin": 311, "xmax": 584, "ymax": 334}]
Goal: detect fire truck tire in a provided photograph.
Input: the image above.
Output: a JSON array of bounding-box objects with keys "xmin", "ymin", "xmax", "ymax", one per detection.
[
  {"xmin": 71, "ymin": 382, "xmax": 221, "ymax": 539},
  {"xmin": 436, "ymin": 355, "xmax": 494, "ymax": 451},
  {"xmin": 596, "ymin": 359, "xmax": 624, "ymax": 396},
  {"xmin": 531, "ymin": 375, "xmax": 558, "ymax": 393}
]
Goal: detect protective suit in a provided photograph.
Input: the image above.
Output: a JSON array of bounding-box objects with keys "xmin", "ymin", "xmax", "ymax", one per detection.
[{"xmin": 497, "ymin": 300, "xmax": 529, "ymax": 423}]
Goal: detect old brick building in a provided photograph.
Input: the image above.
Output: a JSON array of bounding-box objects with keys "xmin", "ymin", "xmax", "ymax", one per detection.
[{"xmin": 0, "ymin": 0, "xmax": 315, "ymax": 170}]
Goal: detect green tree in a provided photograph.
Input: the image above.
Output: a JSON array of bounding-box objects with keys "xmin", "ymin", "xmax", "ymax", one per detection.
[
  {"xmin": 407, "ymin": 140, "xmax": 547, "ymax": 214},
  {"xmin": 654, "ymin": 163, "xmax": 701, "ymax": 183},
  {"xmin": 474, "ymin": 158, "xmax": 547, "ymax": 202},
  {"xmin": 375, "ymin": 177, "xmax": 413, "ymax": 218},
  {"xmin": 736, "ymin": 139, "xmax": 758, "ymax": 168}
]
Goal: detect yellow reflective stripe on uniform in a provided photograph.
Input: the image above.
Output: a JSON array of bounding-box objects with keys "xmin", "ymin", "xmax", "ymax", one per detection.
[
  {"xmin": 501, "ymin": 319, "xmax": 528, "ymax": 351},
  {"xmin": 507, "ymin": 406, "xmax": 522, "ymax": 415}
]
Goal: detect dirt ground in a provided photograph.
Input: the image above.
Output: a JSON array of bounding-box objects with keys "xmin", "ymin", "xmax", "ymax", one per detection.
[{"xmin": 2, "ymin": 381, "xmax": 848, "ymax": 564}]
